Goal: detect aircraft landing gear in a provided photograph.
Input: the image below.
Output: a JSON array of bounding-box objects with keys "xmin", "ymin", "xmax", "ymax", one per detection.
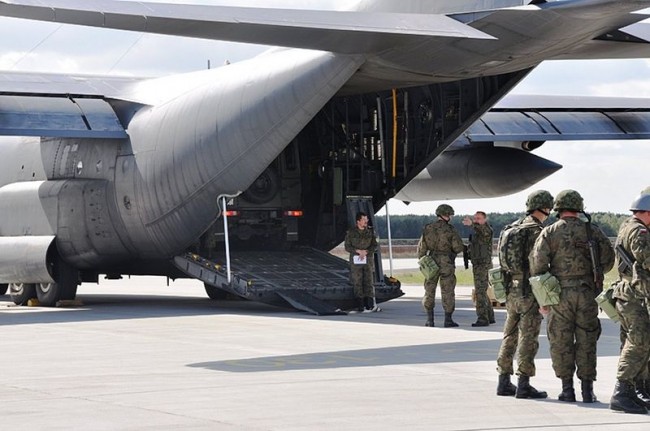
[
  {"xmin": 35, "ymin": 261, "xmax": 79, "ymax": 306},
  {"xmin": 9, "ymin": 282, "xmax": 36, "ymax": 305}
]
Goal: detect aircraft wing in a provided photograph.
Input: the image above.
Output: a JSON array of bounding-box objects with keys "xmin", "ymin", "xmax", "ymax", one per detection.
[
  {"xmin": 0, "ymin": 71, "xmax": 146, "ymax": 138},
  {"xmin": 0, "ymin": 0, "xmax": 493, "ymax": 54},
  {"xmin": 463, "ymin": 94, "xmax": 650, "ymax": 143}
]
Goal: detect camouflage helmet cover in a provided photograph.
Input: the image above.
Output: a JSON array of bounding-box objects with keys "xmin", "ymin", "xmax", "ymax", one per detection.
[
  {"xmin": 553, "ymin": 189, "xmax": 584, "ymax": 212},
  {"xmin": 630, "ymin": 193, "xmax": 650, "ymax": 212},
  {"xmin": 436, "ymin": 204, "xmax": 455, "ymax": 217},
  {"xmin": 525, "ymin": 190, "xmax": 554, "ymax": 212}
]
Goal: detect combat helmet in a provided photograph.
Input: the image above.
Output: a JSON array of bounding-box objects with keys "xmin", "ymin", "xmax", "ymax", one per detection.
[
  {"xmin": 630, "ymin": 193, "xmax": 650, "ymax": 212},
  {"xmin": 525, "ymin": 190, "xmax": 554, "ymax": 212},
  {"xmin": 553, "ymin": 189, "xmax": 584, "ymax": 212},
  {"xmin": 436, "ymin": 204, "xmax": 455, "ymax": 217}
]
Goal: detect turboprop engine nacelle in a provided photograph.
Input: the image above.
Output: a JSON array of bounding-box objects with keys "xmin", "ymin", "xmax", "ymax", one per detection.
[{"xmin": 394, "ymin": 147, "xmax": 562, "ymax": 202}]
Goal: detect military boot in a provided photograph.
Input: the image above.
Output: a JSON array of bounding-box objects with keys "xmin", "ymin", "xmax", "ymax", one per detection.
[
  {"xmin": 581, "ymin": 380, "xmax": 597, "ymax": 403},
  {"xmin": 635, "ymin": 379, "xmax": 650, "ymax": 408},
  {"xmin": 558, "ymin": 378, "xmax": 576, "ymax": 402},
  {"xmin": 496, "ymin": 374, "xmax": 517, "ymax": 396},
  {"xmin": 362, "ymin": 297, "xmax": 373, "ymax": 313},
  {"xmin": 610, "ymin": 380, "xmax": 648, "ymax": 414},
  {"xmin": 515, "ymin": 376, "xmax": 548, "ymax": 399},
  {"xmin": 425, "ymin": 309, "xmax": 435, "ymax": 327},
  {"xmin": 444, "ymin": 313, "xmax": 459, "ymax": 327}
]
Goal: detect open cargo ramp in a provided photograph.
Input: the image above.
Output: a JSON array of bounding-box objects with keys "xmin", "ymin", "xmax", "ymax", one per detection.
[{"xmin": 173, "ymin": 247, "xmax": 403, "ymax": 315}]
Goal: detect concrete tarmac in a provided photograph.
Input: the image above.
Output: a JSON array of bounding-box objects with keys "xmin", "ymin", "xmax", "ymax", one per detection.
[{"xmin": 2, "ymin": 277, "xmax": 650, "ymax": 430}]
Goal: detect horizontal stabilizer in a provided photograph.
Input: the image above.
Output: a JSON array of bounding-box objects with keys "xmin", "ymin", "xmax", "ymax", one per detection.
[{"xmin": 0, "ymin": 0, "xmax": 494, "ymax": 54}]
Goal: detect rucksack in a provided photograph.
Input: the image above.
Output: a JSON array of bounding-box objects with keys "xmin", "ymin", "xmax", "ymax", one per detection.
[{"xmin": 497, "ymin": 218, "xmax": 540, "ymax": 274}]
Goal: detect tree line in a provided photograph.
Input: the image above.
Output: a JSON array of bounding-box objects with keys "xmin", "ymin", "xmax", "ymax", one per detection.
[{"xmin": 373, "ymin": 212, "xmax": 628, "ymax": 239}]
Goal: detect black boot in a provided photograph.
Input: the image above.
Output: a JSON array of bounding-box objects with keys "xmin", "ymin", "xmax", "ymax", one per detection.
[
  {"xmin": 352, "ymin": 297, "xmax": 363, "ymax": 313},
  {"xmin": 635, "ymin": 379, "xmax": 650, "ymax": 408},
  {"xmin": 581, "ymin": 380, "xmax": 597, "ymax": 403},
  {"xmin": 497, "ymin": 374, "xmax": 517, "ymax": 396},
  {"xmin": 515, "ymin": 375, "xmax": 548, "ymax": 399},
  {"xmin": 558, "ymin": 378, "xmax": 576, "ymax": 402},
  {"xmin": 471, "ymin": 319, "xmax": 489, "ymax": 327},
  {"xmin": 610, "ymin": 380, "xmax": 648, "ymax": 414},
  {"xmin": 444, "ymin": 312, "xmax": 459, "ymax": 327},
  {"xmin": 425, "ymin": 309, "xmax": 434, "ymax": 327}
]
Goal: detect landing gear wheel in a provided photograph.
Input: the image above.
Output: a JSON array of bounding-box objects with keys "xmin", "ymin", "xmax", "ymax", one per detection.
[
  {"xmin": 0, "ymin": 283, "xmax": 7, "ymax": 295},
  {"xmin": 204, "ymin": 283, "xmax": 229, "ymax": 300},
  {"xmin": 10, "ymin": 283, "xmax": 36, "ymax": 305},
  {"xmin": 36, "ymin": 258, "xmax": 79, "ymax": 306}
]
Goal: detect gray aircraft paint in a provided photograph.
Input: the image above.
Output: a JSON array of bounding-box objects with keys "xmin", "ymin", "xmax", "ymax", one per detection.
[{"xmin": 0, "ymin": 0, "xmax": 649, "ymax": 305}]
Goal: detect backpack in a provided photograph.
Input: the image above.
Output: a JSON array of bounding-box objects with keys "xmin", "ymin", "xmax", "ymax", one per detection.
[{"xmin": 497, "ymin": 218, "xmax": 540, "ymax": 274}]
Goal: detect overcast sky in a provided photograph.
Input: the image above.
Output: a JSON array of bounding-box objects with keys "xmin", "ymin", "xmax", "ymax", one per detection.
[{"xmin": 1, "ymin": 0, "xmax": 649, "ymax": 215}]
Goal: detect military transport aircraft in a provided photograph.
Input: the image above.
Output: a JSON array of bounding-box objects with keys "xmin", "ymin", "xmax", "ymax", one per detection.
[{"xmin": 1, "ymin": 0, "xmax": 650, "ymax": 314}]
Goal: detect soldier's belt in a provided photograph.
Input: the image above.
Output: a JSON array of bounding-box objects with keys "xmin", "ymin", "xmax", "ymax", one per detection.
[{"xmin": 556, "ymin": 276, "xmax": 592, "ymax": 288}]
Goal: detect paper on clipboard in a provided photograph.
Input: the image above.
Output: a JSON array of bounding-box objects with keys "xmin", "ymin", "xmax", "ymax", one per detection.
[{"xmin": 353, "ymin": 255, "xmax": 367, "ymax": 265}]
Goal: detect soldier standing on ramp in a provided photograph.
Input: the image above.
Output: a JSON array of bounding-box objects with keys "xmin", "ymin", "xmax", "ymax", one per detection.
[
  {"xmin": 530, "ymin": 190, "xmax": 614, "ymax": 403},
  {"xmin": 463, "ymin": 211, "xmax": 496, "ymax": 327},
  {"xmin": 495, "ymin": 190, "xmax": 553, "ymax": 399},
  {"xmin": 609, "ymin": 192, "xmax": 650, "ymax": 414},
  {"xmin": 344, "ymin": 211, "xmax": 379, "ymax": 313},
  {"xmin": 417, "ymin": 204, "xmax": 464, "ymax": 327}
]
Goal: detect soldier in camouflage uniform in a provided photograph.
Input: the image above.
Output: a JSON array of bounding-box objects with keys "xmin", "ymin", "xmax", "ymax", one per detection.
[
  {"xmin": 344, "ymin": 211, "xmax": 378, "ymax": 313},
  {"xmin": 417, "ymin": 204, "xmax": 464, "ymax": 327},
  {"xmin": 463, "ymin": 211, "xmax": 495, "ymax": 327},
  {"xmin": 496, "ymin": 190, "xmax": 553, "ymax": 399},
  {"xmin": 530, "ymin": 190, "xmax": 614, "ymax": 403},
  {"xmin": 609, "ymin": 192, "xmax": 650, "ymax": 414}
]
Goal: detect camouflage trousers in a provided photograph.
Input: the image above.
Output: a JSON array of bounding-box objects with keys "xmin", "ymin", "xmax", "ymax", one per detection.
[
  {"xmin": 350, "ymin": 263, "xmax": 374, "ymax": 298},
  {"xmin": 422, "ymin": 268, "xmax": 456, "ymax": 314},
  {"xmin": 496, "ymin": 281, "xmax": 543, "ymax": 376},
  {"xmin": 473, "ymin": 262, "xmax": 494, "ymax": 323},
  {"xmin": 616, "ymin": 288, "xmax": 650, "ymax": 382},
  {"xmin": 547, "ymin": 284, "xmax": 601, "ymax": 381}
]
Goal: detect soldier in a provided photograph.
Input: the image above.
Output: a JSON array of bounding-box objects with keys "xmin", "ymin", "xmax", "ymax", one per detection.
[
  {"xmin": 530, "ymin": 190, "xmax": 614, "ymax": 403},
  {"xmin": 462, "ymin": 211, "xmax": 495, "ymax": 327},
  {"xmin": 417, "ymin": 204, "xmax": 464, "ymax": 327},
  {"xmin": 609, "ymin": 192, "xmax": 650, "ymax": 414},
  {"xmin": 344, "ymin": 211, "xmax": 378, "ymax": 313},
  {"xmin": 495, "ymin": 190, "xmax": 553, "ymax": 399}
]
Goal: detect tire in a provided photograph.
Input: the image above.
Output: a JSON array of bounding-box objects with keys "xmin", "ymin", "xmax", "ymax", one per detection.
[
  {"xmin": 204, "ymin": 283, "xmax": 229, "ymax": 300},
  {"xmin": 0, "ymin": 283, "xmax": 7, "ymax": 295},
  {"xmin": 241, "ymin": 167, "xmax": 280, "ymax": 204},
  {"xmin": 36, "ymin": 259, "xmax": 79, "ymax": 306},
  {"xmin": 10, "ymin": 283, "xmax": 36, "ymax": 306}
]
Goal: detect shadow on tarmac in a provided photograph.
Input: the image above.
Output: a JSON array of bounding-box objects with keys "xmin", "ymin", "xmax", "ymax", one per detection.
[{"xmin": 188, "ymin": 339, "xmax": 527, "ymax": 372}]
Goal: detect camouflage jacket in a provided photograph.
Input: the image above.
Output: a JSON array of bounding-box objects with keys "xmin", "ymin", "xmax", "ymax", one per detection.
[
  {"xmin": 344, "ymin": 227, "xmax": 377, "ymax": 265},
  {"xmin": 614, "ymin": 216, "xmax": 650, "ymax": 298},
  {"xmin": 417, "ymin": 218, "xmax": 464, "ymax": 260},
  {"xmin": 468, "ymin": 222, "xmax": 493, "ymax": 265},
  {"xmin": 530, "ymin": 216, "xmax": 614, "ymax": 287}
]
